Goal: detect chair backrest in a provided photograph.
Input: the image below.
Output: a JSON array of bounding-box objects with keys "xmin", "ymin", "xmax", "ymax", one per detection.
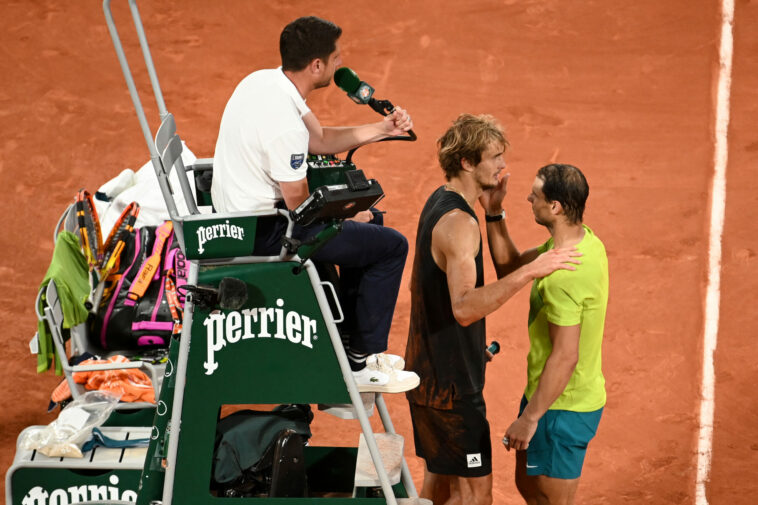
[
  {"xmin": 53, "ymin": 204, "xmax": 77, "ymax": 243},
  {"xmin": 43, "ymin": 280, "xmax": 83, "ymax": 399},
  {"xmin": 151, "ymin": 113, "xmax": 203, "ymax": 252},
  {"xmin": 155, "ymin": 113, "xmax": 200, "ymax": 216},
  {"xmin": 154, "ymin": 112, "xmax": 176, "ymax": 157},
  {"xmin": 45, "ymin": 279, "xmax": 92, "ymax": 361}
]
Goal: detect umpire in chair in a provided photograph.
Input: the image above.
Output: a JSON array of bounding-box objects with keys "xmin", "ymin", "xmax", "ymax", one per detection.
[{"xmin": 210, "ymin": 16, "xmax": 418, "ymax": 393}]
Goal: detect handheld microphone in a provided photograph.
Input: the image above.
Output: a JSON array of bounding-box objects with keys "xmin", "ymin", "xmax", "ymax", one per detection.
[
  {"xmin": 334, "ymin": 67, "xmax": 375, "ymax": 104},
  {"xmin": 333, "ymin": 67, "xmax": 400, "ymax": 119},
  {"xmin": 333, "ymin": 66, "xmax": 417, "ymax": 151}
]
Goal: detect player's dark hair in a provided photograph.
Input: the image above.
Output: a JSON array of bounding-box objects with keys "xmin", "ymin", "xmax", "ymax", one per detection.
[
  {"xmin": 537, "ymin": 163, "xmax": 589, "ymax": 224},
  {"xmin": 280, "ymin": 16, "xmax": 342, "ymax": 71},
  {"xmin": 437, "ymin": 113, "xmax": 508, "ymax": 180}
]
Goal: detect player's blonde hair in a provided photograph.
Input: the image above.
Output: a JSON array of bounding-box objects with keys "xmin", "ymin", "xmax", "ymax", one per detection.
[{"xmin": 437, "ymin": 113, "xmax": 508, "ymax": 180}]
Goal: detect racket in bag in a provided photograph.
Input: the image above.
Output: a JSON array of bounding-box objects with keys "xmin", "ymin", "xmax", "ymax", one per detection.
[
  {"xmin": 91, "ymin": 220, "xmax": 188, "ymax": 350},
  {"xmin": 73, "ymin": 189, "xmax": 140, "ymax": 279}
]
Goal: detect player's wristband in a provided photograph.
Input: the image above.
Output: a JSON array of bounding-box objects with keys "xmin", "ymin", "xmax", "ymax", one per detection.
[{"xmin": 485, "ymin": 209, "xmax": 506, "ymax": 222}]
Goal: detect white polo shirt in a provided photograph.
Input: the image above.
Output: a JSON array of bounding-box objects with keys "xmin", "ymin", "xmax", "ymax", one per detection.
[{"xmin": 211, "ymin": 68, "xmax": 311, "ymax": 213}]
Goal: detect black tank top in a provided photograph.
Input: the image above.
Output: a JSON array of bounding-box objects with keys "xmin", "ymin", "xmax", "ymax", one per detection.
[{"xmin": 405, "ymin": 186, "xmax": 486, "ymax": 409}]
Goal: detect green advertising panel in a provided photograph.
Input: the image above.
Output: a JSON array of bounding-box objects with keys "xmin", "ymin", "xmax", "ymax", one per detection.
[
  {"xmin": 9, "ymin": 467, "xmax": 142, "ymax": 505},
  {"xmin": 170, "ymin": 260, "xmax": 356, "ymax": 504},
  {"xmin": 181, "ymin": 216, "xmax": 258, "ymax": 260},
  {"xmin": 188, "ymin": 262, "xmax": 349, "ymax": 404}
]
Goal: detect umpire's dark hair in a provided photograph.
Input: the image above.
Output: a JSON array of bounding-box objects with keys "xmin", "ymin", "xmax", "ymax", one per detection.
[
  {"xmin": 537, "ymin": 163, "xmax": 589, "ymax": 224},
  {"xmin": 280, "ymin": 16, "xmax": 342, "ymax": 71}
]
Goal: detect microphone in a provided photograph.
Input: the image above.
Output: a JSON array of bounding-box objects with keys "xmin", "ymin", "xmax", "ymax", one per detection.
[
  {"xmin": 180, "ymin": 277, "xmax": 248, "ymax": 311},
  {"xmin": 334, "ymin": 67, "xmax": 375, "ymax": 104},
  {"xmin": 333, "ymin": 66, "xmax": 417, "ymax": 149}
]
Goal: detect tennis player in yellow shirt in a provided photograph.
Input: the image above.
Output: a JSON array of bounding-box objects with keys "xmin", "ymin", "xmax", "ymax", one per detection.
[{"xmin": 500, "ymin": 163, "xmax": 608, "ymax": 505}]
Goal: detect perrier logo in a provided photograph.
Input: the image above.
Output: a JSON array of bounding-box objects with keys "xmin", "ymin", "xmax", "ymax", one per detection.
[
  {"xmin": 196, "ymin": 220, "xmax": 245, "ymax": 254},
  {"xmin": 203, "ymin": 298, "xmax": 317, "ymax": 375},
  {"xmin": 21, "ymin": 475, "xmax": 136, "ymax": 505}
]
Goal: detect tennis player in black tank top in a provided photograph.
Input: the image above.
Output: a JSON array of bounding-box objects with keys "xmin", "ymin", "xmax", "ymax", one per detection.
[{"xmin": 405, "ymin": 114, "xmax": 580, "ymax": 505}]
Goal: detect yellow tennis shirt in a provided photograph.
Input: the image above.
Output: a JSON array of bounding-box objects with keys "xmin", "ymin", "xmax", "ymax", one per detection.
[{"xmin": 524, "ymin": 225, "xmax": 608, "ymax": 412}]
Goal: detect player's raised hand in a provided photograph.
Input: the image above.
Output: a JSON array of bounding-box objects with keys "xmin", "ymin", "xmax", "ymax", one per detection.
[{"xmin": 479, "ymin": 172, "xmax": 509, "ymax": 214}]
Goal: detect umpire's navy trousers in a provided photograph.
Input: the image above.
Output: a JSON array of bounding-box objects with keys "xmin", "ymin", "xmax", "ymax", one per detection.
[{"xmin": 254, "ymin": 212, "xmax": 408, "ymax": 355}]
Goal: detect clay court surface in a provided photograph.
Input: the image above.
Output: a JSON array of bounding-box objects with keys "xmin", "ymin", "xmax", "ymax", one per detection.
[{"xmin": 2, "ymin": 1, "xmax": 757, "ymax": 503}]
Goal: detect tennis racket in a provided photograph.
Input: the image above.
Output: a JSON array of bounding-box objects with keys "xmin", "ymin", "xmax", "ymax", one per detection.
[
  {"xmin": 99, "ymin": 201, "xmax": 140, "ymax": 279},
  {"xmin": 74, "ymin": 189, "xmax": 103, "ymax": 270}
]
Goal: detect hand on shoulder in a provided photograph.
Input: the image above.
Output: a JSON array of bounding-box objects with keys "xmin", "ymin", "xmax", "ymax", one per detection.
[{"xmin": 528, "ymin": 247, "xmax": 582, "ymax": 279}]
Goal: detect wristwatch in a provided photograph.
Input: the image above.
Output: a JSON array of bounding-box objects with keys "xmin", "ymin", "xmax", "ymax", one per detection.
[{"xmin": 485, "ymin": 209, "xmax": 506, "ymax": 222}]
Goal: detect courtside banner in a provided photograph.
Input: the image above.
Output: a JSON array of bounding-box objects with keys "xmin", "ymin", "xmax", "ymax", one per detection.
[{"xmin": 181, "ymin": 216, "xmax": 258, "ymax": 260}]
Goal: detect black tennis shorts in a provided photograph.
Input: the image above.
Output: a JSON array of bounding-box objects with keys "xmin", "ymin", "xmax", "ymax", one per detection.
[{"xmin": 409, "ymin": 392, "xmax": 491, "ymax": 477}]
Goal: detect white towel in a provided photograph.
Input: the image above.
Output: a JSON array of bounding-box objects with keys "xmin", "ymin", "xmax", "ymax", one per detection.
[{"xmin": 94, "ymin": 142, "xmax": 202, "ymax": 236}]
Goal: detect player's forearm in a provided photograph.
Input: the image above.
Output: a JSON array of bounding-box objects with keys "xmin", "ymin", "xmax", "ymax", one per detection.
[
  {"xmin": 309, "ymin": 123, "xmax": 386, "ymax": 154},
  {"xmin": 521, "ymin": 351, "xmax": 578, "ymax": 423},
  {"xmin": 452, "ymin": 266, "xmax": 533, "ymax": 326},
  {"xmin": 485, "ymin": 219, "xmax": 523, "ymax": 278}
]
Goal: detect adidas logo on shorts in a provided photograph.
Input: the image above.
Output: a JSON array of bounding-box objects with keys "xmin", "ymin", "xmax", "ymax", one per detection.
[{"xmin": 467, "ymin": 453, "xmax": 482, "ymax": 468}]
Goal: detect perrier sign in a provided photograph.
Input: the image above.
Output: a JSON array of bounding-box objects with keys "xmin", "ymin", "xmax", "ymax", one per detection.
[{"xmin": 181, "ymin": 215, "xmax": 258, "ymax": 260}]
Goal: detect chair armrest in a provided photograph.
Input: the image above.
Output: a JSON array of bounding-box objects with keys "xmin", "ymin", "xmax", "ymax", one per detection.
[
  {"xmin": 188, "ymin": 158, "xmax": 213, "ymax": 171},
  {"xmin": 70, "ymin": 361, "xmax": 148, "ymax": 373}
]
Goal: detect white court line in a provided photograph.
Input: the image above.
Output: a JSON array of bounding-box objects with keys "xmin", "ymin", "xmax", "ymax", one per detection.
[{"xmin": 696, "ymin": 0, "xmax": 734, "ymax": 503}]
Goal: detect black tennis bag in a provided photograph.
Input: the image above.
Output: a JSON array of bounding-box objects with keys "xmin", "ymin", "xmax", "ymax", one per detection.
[
  {"xmin": 91, "ymin": 221, "xmax": 188, "ymax": 351},
  {"xmin": 211, "ymin": 404, "xmax": 313, "ymax": 498}
]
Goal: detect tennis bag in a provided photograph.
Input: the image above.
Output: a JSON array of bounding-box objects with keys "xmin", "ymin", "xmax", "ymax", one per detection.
[
  {"xmin": 211, "ymin": 404, "xmax": 313, "ymax": 498},
  {"xmin": 91, "ymin": 220, "xmax": 188, "ymax": 350}
]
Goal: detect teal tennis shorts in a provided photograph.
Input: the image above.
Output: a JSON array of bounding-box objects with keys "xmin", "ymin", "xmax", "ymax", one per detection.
[{"xmin": 518, "ymin": 396, "xmax": 602, "ymax": 479}]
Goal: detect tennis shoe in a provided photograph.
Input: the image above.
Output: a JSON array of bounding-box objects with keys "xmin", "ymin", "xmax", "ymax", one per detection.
[
  {"xmin": 367, "ymin": 353, "xmax": 405, "ymax": 372},
  {"xmin": 352, "ymin": 366, "xmax": 419, "ymax": 394},
  {"xmin": 352, "ymin": 367, "xmax": 390, "ymax": 392}
]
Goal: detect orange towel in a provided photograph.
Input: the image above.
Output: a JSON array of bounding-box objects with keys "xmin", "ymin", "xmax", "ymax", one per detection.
[{"xmin": 51, "ymin": 355, "xmax": 155, "ymax": 404}]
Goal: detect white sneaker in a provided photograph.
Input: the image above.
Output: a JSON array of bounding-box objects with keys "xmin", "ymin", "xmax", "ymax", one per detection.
[
  {"xmin": 352, "ymin": 366, "xmax": 419, "ymax": 394},
  {"xmin": 352, "ymin": 367, "xmax": 390, "ymax": 392},
  {"xmin": 367, "ymin": 353, "xmax": 406, "ymax": 371},
  {"xmin": 384, "ymin": 369, "xmax": 420, "ymax": 393}
]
